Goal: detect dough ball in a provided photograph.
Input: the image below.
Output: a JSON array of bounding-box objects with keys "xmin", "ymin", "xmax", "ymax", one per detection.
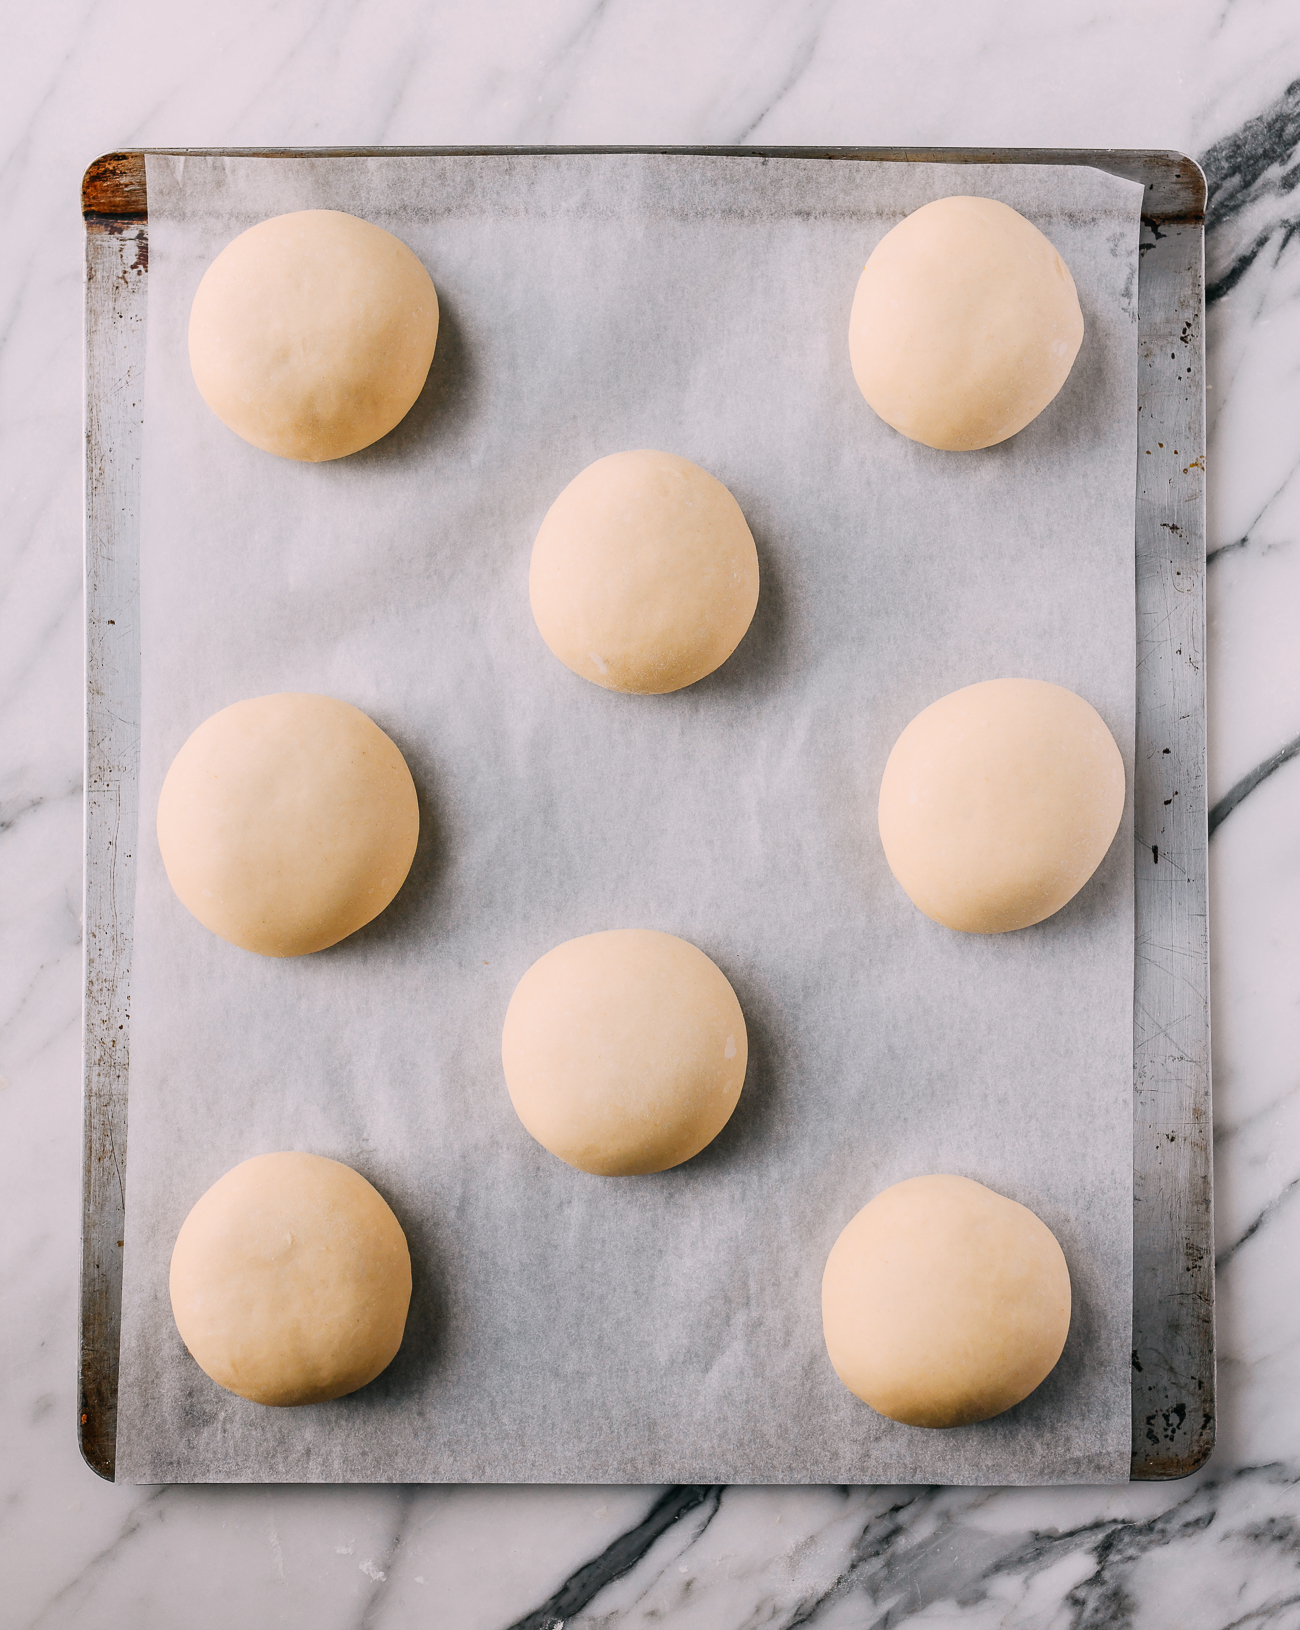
[
  {"xmin": 188, "ymin": 209, "xmax": 439, "ymax": 461},
  {"xmin": 502, "ymin": 929, "xmax": 748, "ymax": 1175},
  {"xmin": 529, "ymin": 451, "xmax": 760, "ymax": 694},
  {"xmin": 170, "ymin": 1152, "xmax": 412, "ymax": 1407},
  {"xmin": 849, "ymin": 196, "xmax": 1084, "ymax": 451},
  {"xmin": 157, "ymin": 693, "xmax": 420, "ymax": 957},
  {"xmin": 821, "ymin": 1174, "xmax": 1071, "ymax": 1428},
  {"xmin": 877, "ymin": 678, "xmax": 1124, "ymax": 934}
]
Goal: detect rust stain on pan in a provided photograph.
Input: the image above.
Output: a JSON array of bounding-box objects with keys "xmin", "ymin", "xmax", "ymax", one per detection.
[{"xmin": 82, "ymin": 152, "xmax": 147, "ymax": 221}]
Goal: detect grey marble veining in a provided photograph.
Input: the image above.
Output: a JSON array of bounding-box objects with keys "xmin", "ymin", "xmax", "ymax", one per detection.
[{"xmin": 3, "ymin": 2, "xmax": 1300, "ymax": 1626}]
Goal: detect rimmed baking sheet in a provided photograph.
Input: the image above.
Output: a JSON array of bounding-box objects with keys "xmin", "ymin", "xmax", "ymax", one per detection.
[{"xmin": 83, "ymin": 146, "xmax": 1212, "ymax": 1486}]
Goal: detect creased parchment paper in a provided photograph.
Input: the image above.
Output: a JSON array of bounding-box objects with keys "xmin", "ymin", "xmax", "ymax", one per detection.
[{"xmin": 116, "ymin": 153, "xmax": 1143, "ymax": 1484}]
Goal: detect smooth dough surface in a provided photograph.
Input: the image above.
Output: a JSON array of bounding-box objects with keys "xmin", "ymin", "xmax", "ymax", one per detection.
[
  {"xmin": 157, "ymin": 693, "xmax": 420, "ymax": 957},
  {"xmin": 821, "ymin": 1174, "xmax": 1071, "ymax": 1428},
  {"xmin": 501, "ymin": 929, "xmax": 748, "ymax": 1175},
  {"xmin": 188, "ymin": 209, "xmax": 439, "ymax": 461},
  {"xmin": 877, "ymin": 678, "xmax": 1124, "ymax": 934},
  {"xmin": 169, "ymin": 1152, "xmax": 412, "ymax": 1407},
  {"xmin": 529, "ymin": 450, "xmax": 760, "ymax": 694},
  {"xmin": 849, "ymin": 196, "xmax": 1084, "ymax": 451}
]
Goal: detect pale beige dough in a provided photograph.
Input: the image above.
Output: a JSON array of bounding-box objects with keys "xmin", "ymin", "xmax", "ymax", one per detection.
[
  {"xmin": 821, "ymin": 1174, "xmax": 1071, "ymax": 1428},
  {"xmin": 877, "ymin": 678, "xmax": 1124, "ymax": 934},
  {"xmin": 188, "ymin": 209, "xmax": 439, "ymax": 461},
  {"xmin": 529, "ymin": 450, "xmax": 760, "ymax": 694},
  {"xmin": 170, "ymin": 1152, "xmax": 412, "ymax": 1406},
  {"xmin": 848, "ymin": 196, "xmax": 1084, "ymax": 451},
  {"xmin": 501, "ymin": 929, "xmax": 748, "ymax": 1175},
  {"xmin": 157, "ymin": 693, "xmax": 420, "ymax": 957}
]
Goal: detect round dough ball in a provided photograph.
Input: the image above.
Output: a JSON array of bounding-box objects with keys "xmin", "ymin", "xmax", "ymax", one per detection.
[
  {"xmin": 157, "ymin": 693, "xmax": 420, "ymax": 957},
  {"xmin": 529, "ymin": 451, "xmax": 760, "ymax": 694},
  {"xmin": 170, "ymin": 1152, "xmax": 412, "ymax": 1407},
  {"xmin": 188, "ymin": 209, "xmax": 439, "ymax": 461},
  {"xmin": 502, "ymin": 929, "xmax": 748, "ymax": 1175},
  {"xmin": 849, "ymin": 196, "xmax": 1084, "ymax": 451},
  {"xmin": 877, "ymin": 678, "xmax": 1124, "ymax": 934},
  {"xmin": 821, "ymin": 1174, "xmax": 1071, "ymax": 1428}
]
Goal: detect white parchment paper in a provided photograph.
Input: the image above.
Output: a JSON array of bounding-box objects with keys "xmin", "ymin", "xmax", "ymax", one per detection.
[{"xmin": 116, "ymin": 153, "xmax": 1143, "ymax": 1484}]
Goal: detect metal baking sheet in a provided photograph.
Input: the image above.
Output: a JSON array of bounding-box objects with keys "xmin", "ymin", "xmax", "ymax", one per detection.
[{"xmin": 81, "ymin": 146, "xmax": 1211, "ymax": 1483}]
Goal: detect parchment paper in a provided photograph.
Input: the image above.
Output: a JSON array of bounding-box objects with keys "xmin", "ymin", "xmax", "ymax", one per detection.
[{"xmin": 116, "ymin": 153, "xmax": 1143, "ymax": 1484}]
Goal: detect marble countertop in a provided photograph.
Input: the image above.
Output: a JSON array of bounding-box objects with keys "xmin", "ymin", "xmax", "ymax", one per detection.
[{"xmin": 3, "ymin": 1, "xmax": 1299, "ymax": 1624}]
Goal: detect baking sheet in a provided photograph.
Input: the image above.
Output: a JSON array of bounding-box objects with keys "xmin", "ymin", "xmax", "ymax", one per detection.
[{"xmin": 116, "ymin": 152, "xmax": 1143, "ymax": 1484}]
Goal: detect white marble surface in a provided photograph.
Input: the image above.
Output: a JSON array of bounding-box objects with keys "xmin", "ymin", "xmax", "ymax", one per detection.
[{"xmin": 2, "ymin": 0, "xmax": 1299, "ymax": 1623}]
